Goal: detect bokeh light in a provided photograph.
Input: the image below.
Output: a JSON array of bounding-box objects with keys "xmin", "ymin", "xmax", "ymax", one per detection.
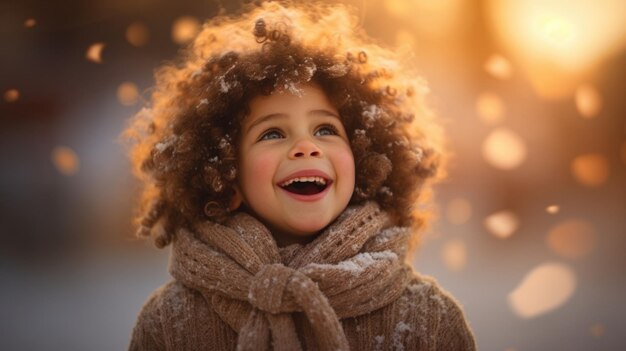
[
  {"xmin": 86, "ymin": 42, "xmax": 105, "ymax": 63},
  {"xmin": 482, "ymin": 128, "xmax": 527, "ymax": 170},
  {"xmin": 117, "ymin": 82, "xmax": 140, "ymax": 106},
  {"xmin": 4, "ymin": 89, "xmax": 20, "ymax": 102},
  {"xmin": 126, "ymin": 22, "xmax": 150, "ymax": 47},
  {"xmin": 590, "ymin": 323, "xmax": 606, "ymax": 338},
  {"xmin": 441, "ymin": 239, "xmax": 467, "ymax": 272},
  {"xmin": 575, "ymin": 84, "xmax": 603, "ymax": 118},
  {"xmin": 446, "ymin": 197, "xmax": 472, "ymax": 225},
  {"xmin": 547, "ymin": 219, "xmax": 596, "ymax": 259},
  {"xmin": 484, "ymin": 54, "xmax": 514, "ymax": 80},
  {"xmin": 484, "ymin": 210, "xmax": 519, "ymax": 239},
  {"xmin": 51, "ymin": 146, "xmax": 80, "ymax": 175},
  {"xmin": 508, "ymin": 262, "xmax": 577, "ymax": 318},
  {"xmin": 171, "ymin": 16, "xmax": 201, "ymax": 44},
  {"xmin": 24, "ymin": 18, "xmax": 37, "ymax": 28},
  {"xmin": 571, "ymin": 153, "xmax": 609, "ymax": 187},
  {"xmin": 476, "ymin": 92, "xmax": 505, "ymax": 125},
  {"xmin": 545, "ymin": 205, "xmax": 560, "ymax": 214}
]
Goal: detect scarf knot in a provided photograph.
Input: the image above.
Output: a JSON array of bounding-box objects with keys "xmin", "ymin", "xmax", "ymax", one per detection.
[
  {"xmin": 170, "ymin": 202, "xmax": 413, "ymax": 351},
  {"xmin": 248, "ymin": 263, "xmax": 300, "ymax": 314}
]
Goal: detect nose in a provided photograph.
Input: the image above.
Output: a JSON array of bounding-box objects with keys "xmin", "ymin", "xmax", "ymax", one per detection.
[{"xmin": 289, "ymin": 138, "xmax": 323, "ymax": 159}]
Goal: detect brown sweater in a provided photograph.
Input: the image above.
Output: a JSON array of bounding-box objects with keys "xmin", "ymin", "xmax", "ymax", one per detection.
[{"xmin": 129, "ymin": 203, "xmax": 476, "ymax": 350}]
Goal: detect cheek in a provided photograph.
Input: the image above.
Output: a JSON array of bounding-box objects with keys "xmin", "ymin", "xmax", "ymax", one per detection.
[
  {"xmin": 334, "ymin": 146, "xmax": 356, "ymax": 184},
  {"xmin": 241, "ymin": 151, "xmax": 277, "ymax": 186}
]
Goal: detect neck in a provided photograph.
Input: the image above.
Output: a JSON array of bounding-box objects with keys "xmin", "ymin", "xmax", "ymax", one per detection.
[
  {"xmin": 237, "ymin": 205, "xmax": 321, "ymax": 247},
  {"xmin": 270, "ymin": 228, "xmax": 318, "ymax": 247}
]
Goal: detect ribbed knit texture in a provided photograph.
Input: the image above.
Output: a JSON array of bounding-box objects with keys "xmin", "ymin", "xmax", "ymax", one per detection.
[{"xmin": 129, "ymin": 202, "xmax": 476, "ymax": 350}]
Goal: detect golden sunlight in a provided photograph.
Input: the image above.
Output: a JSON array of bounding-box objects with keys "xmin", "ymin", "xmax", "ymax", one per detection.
[
  {"xmin": 86, "ymin": 42, "xmax": 105, "ymax": 64},
  {"xmin": 51, "ymin": 146, "xmax": 80, "ymax": 175},
  {"xmin": 487, "ymin": 0, "xmax": 626, "ymax": 97},
  {"xmin": 575, "ymin": 84, "xmax": 603, "ymax": 118},
  {"xmin": 4, "ymin": 89, "xmax": 20, "ymax": 102},
  {"xmin": 383, "ymin": 0, "xmax": 411, "ymax": 18},
  {"xmin": 383, "ymin": 0, "xmax": 465, "ymax": 38},
  {"xmin": 571, "ymin": 153, "xmax": 609, "ymax": 187},
  {"xmin": 446, "ymin": 198, "xmax": 472, "ymax": 225},
  {"xmin": 482, "ymin": 128, "xmax": 527, "ymax": 170},
  {"xmin": 394, "ymin": 30, "xmax": 416, "ymax": 49},
  {"xmin": 547, "ymin": 219, "xmax": 596, "ymax": 259},
  {"xmin": 442, "ymin": 239, "xmax": 467, "ymax": 272},
  {"xmin": 484, "ymin": 210, "xmax": 519, "ymax": 239},
  {"xmin": 484, "ymin": 54, "xmax": 513, "ymax": 80},
  {"xmin": 476, "ymin": 92, "xmax": 505, "ymax": 125},
  {"xmin": 508, "ymin": 262, "xmax": 576, "ymax": 318},
  {"xmin": 172, "ymin": 16, "xmax": 201, "ymax": 45},
  {"xmin": 126, "ymin": 22, "xmax": 150, "ymax": 47},
  {"xmin": 117, "ymin": 82, "xmax": 140, "ymax": 106}
]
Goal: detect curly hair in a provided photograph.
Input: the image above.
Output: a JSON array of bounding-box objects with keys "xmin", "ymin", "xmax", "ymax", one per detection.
[{"xmin": 122, "ymin": 1, "xmax": 446, "ymax": 254}]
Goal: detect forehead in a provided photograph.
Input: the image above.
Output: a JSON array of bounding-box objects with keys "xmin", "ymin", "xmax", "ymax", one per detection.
[{"xmin": 245, "ymin": 84, "xmax": 337, "ymax": 123}]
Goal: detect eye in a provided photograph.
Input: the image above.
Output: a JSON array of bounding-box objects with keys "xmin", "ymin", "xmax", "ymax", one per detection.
[
  {"xmin": 314, "ymin": 124, "xmax": 339, "ymax": 137},
  {"xmin": 259, "ymin": 129, "xmax": 284, "ymax": 141}
]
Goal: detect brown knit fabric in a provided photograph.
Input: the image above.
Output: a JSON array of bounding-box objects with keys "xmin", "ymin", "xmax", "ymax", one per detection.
[{"xmin": 130, "ymin": 202, "xmax": 476, "ymax": 350}]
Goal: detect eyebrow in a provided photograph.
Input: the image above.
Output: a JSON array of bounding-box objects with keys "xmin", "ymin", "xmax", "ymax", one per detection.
[{"xmin": 245, "ymin": 109, "xmax": 340, "ymax": 134}]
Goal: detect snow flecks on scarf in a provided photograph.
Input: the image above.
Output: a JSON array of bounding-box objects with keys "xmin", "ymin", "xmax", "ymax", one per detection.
[
  {"xmin": 392, "ymin": 321, "xmax": 413, "ymax": 351},
  {"xmin": 161, "ymin": 283, "xmax": 192, "ymax": 334},
  {"xmin": 304, "ymin": 251, "xmax": 398, "ymax": 276},
  {"xmin": 430, "ymin": 294, "xmax": 448, "ymax": 315},
  {"xmin": 373, "ymin": 227, "xmax": 407, "ymax": 244},
  {"xmin": 373, "ymin": 335, "xmax": 385, "ymax": 351}
]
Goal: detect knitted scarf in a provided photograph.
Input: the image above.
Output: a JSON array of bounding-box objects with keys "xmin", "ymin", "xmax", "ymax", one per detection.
[{"xmin": 169, "ymin": 202, "xmax": 413, "ymax": 351}]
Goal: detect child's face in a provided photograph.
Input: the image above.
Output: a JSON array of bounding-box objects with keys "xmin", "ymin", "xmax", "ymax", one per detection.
[{"xmin": 234, "ymin": 84, "xmax": 355, "ymax": 245}]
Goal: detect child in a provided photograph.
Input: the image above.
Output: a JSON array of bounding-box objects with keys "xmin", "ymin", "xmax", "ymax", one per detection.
[{"xmin": 125, "ymin": 1, "xmax": 476, "ymax": 350}]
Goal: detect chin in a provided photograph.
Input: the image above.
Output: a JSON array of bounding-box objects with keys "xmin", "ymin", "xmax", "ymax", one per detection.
[{"xmin": 289, "ymin": 219, "xmax": 330, "ymax": 236}]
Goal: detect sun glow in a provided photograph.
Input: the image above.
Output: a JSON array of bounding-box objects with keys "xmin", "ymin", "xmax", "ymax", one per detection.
[{"xmin": 487, "ymin": 0, "xmax": 626, "ymax": 97}]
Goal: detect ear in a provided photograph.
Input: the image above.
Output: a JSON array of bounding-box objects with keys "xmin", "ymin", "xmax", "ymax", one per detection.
[{"xmin": 228, "ymin": 186, "xmax": 243, "ymax": 212}]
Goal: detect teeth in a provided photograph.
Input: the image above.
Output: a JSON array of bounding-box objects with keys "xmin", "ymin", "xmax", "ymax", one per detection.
[{"xmin": 280, "ymin": 176, "xmax": 327, "ymax": 187}]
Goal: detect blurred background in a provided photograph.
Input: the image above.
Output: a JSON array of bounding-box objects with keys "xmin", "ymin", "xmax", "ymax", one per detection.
[{"xmin": 1, "ymin": 0, "xmax": 624, "ymax": 349}]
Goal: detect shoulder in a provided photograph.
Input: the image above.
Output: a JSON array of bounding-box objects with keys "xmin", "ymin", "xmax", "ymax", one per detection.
[
  {"xmin": 129, "ymin": 281, "xmax": 214, "ymax": 351},
  {"xmin": 402, "ymin": 272, "xmax": 464, "ymax": 315},
  {"xmin": 395, "ymin": 271, "xmax": 477, "ymax": 350},
  {"xmin": 135, "ymin": 280, "xmax": 203, "ymax": 321}
]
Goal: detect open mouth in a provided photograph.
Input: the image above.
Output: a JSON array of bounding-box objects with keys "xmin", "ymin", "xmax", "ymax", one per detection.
[{"xmin": 278, "ymin": 176, "xmax": 331, "ymax": 195}]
